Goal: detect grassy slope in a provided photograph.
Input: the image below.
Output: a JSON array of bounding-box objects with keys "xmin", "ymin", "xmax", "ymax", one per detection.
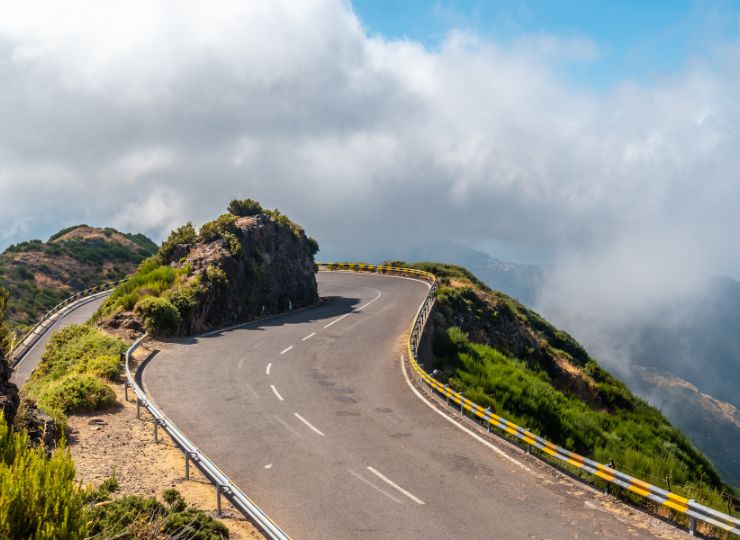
[
  {"xmin": 0, "ymin": 225, "xmax": 157, "ymax": 329},
  {"xmin": 401, "ymin": 261, "xmax": 735, "ymax": 511}
]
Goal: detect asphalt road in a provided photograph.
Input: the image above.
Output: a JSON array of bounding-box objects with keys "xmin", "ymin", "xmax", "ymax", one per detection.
[
  {"xmin": 10, "ymin": 294, "xmax": 111, "ymax": 385},
  {"xmin": 143, "ymin": 272, "xmax": 661, "ymax": 540}
]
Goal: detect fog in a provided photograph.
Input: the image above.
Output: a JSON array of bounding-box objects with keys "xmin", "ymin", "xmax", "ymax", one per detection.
[{"xmin": 2, "ymin": 1, "xmax": 740, "ymax": 375}]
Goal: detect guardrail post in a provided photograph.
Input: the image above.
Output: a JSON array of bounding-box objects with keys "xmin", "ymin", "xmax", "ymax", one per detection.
[
  {"xmin": 688, "ymin": 500, "xmax": 697, "ymax": 536},
  {"xmin": 459, "ymin": 392, "xmax": 464, "ymax": 415},
  {"xmin": 123, "ymin": 381, "xmax": 129, "ymax": 402},
  {"xmin": 136, "ymin": 399, "xmax": 141, "ymax": 420},
  {"xmin": 444, "ymin": 385, "xmax": 450, "ymax": 406},
  {"xmin": 153, "ymin": 418, "xmax": 159, "ymax": 443},
  {"xmin": 216, "ymin": 484, "xmax": 223, "ymax": 516},
  {"xmin": 485, "ymin": 408, "xmax": 491, "ymax": 431},
  {"xmin": 185, "ymin": 452, "xmax": 191, "ymax": 480}
]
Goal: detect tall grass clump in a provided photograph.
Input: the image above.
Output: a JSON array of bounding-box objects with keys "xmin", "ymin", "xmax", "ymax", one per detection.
[
  {"xmin": 23, "ymin": 324, "xmax": 126, "ymax": 423},
  {"xmin": 0, "ymin": 421, "xmax": 87, "ymax": 539}
]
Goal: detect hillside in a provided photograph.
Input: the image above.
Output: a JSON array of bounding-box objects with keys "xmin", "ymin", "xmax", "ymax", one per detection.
[
  {"xmin": 398, "ymin": 261, "xmax": 735, "ymax": 511},
  {"xmin": 98, "ymin": 199, "xmax": 319, "ymax": 337},
  {"xmin": 0, "ymin": 226, "xmax": 158, "ymax": 331}
]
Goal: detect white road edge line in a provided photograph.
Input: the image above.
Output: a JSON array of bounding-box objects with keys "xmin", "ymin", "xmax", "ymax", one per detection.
[
  {"xmin": 324, "ymin": 287, "xmax": 382, "ymax": 329},
  {"xmin": 270, "ymin": 384, "xmax": 284, "ymax": 401},
  {"xmin": 400, "ymin": 355, "xmax": 530, "ymax": 472},
  {"xmin": 294, "ymin": 412, "xmax": 325, "ymax": 436},
  {"xmin": 366, "ymin": 466, "xmax": 425, "ymax": 505},
  {"xmin": 348, "ymin": 470, "xmax": 403, "ymax": 504},
  {"xmin": 302, "ymin": 332, "xmax": 316, "ymax": 341},
  {"xmin": 266, "ymin": 363, "xmax": 272, "ymax": 375},
  {"xmin": 280, "ymin": 345, "xmax": 293, "ymax": 355}
]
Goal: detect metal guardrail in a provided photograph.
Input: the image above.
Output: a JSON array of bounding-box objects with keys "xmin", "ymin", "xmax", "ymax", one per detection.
[
  {"xmin": 321, "ymin": 262, "xmax": 740, "ymax": 537},
  {"xmin": 8, "ymin": 279, "xmax": 127, "ymax": 367},
  {"xmin": 124, "ymin": 336, "xmax": 290, "ymax": 540}
]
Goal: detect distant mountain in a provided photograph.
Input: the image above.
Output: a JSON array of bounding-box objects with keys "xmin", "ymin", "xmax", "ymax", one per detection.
[
  {"xmin": 0, "ymin": 225, "xmax": 157, "ymax": 330},
  {"xmin": 379, "ymin": 242, "xmax": 542, "ymax": 306}
]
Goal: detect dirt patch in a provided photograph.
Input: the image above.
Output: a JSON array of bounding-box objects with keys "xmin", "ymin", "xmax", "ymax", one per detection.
[{"xmin": 67, "ymin": 381, "xmax": 264, "ymax": 539}]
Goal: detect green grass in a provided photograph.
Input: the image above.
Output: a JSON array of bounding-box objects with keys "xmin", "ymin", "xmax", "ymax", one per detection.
[{"xmin": 23, "ymin": 324, "xmax": 127, "ymax": 423}]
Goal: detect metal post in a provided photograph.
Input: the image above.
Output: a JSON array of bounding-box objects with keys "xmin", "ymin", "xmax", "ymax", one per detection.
[
  {"xmin": 136, "ymin": 399, "xmax": 141, "ymax": 419},
  {"xmin": 153, "ymin": 419, "xmax": 158, "ymax": 443},
  {"xmin": 485, "ymin": 408, "xmax": 491, "ymax": 432},
  {"xmin": 185, "ymin": 452, "xmax": 190, "ymax": 480},
  {"xmin": 216, "ymin": 485, "xmax": 222, "ymax": 516},
  {"xmin": 124, "ymin": 382, "xmax": 128, "ymax": 402},
  {"xmin": 689, "ymin": 516, "xmax": 696, "ymax": 536},
  {"xmin": 444, "ymin": 385, "xmax": 450, "ymax": 405},
  {"xmin": 460, "ymin": 393, "xmax": 464, "ymax": 415}
]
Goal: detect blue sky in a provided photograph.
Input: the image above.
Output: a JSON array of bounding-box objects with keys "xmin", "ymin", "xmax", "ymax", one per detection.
[{"xmin": 351, "ymin": 0, "xmax": 740, "ymax": 88}]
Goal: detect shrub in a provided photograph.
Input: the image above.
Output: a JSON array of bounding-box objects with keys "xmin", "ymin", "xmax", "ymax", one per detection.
[
  {"xmin": 86, "ymin": 490, "xmax": 228, "ymax": 540},
  {"xmin": 85, "ymin": 354, "xmax": 121, "ymax": 382},
  {"xmin": 24, "ymin": 324, "xmax": 127, "ymax": 422},
  {"xmin": 307, "ymin": 237, "xmax": 319, "ymax": 256},
  {"xmin": 159, "ymin": 222, "xmax": 197, "ymax": 264},
  {"xmin": 205, "ymin": 266, "xmax": 228, "ymax": 288},
  {"xmin": 199, "ymin": 214, "xmax": 238, "ymax": 243},
  {"xmin": 0, "ymin": 422, "xmax": 87, "ymax": 539},
  {"xmin": 134, "ymin": 296, "xmax": 182, "ymax": 335},
  {"xmin": 165, "ymin": 286, "xmax": 200, "ymax": 319},
  {"xmin": 228, "ymin": 198, "xmax": 263, "ymax": 217},
  {"xmin": 36, "ymin": 373, "xmax": 116, "ymax": 418}
]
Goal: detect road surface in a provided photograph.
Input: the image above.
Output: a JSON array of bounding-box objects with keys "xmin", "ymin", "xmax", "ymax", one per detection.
[
  {"xmin": 143, "ymin": 272, "xmax": 668, "ymax": 540},
  {"xmin": 10, "ymin": 294, "xmax": 110, "ymax": 385}
]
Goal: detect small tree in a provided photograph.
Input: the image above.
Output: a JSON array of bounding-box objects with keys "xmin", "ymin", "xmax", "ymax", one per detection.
[{"xmin": 228, "ymin": 198, "xmax": 263, "ymax": 217}]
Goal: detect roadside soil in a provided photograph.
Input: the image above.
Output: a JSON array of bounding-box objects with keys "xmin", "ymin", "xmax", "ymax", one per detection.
[{"xmin": 67, "ymin": 347, "xmax": 264, "ymax": 540}]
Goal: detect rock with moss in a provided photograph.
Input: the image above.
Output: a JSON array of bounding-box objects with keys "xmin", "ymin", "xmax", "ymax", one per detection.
[{"xmin": 99, "ymin": 202, "xmax": 319, "ymax": 336}]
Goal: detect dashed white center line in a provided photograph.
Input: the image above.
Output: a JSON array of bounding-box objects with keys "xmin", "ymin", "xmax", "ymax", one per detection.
[
  {"xmin": 270, "ymin": 385, "xmax": 284, "ymax": 401},
  {"xmin": 348, "ymin": 470, "xmax": 402, "ymax": 504},
  {"xmin": 280, "ymin": 345, "xmax": 294, "ymax": 355},
  {"xmin": 266, "ymin": 363, "xmax": 272, "ymax": 375},
  {"xmin": 324, "ymin": 313, "xmax": 350, "ymax": 328},
  {"xmin": 294, "ymin": 412, "xmax": 325, "ymax": 436},
  {"xmin": 366, "ymin": 466, "xmax": 425, "ymax": 505},
  {"xmin": 302, "ymin": 332, "xmax": 316, "ymax": 341},
  {"xmin": 324, "ymin": 288, "xmax": 382, "ymax": 328}
]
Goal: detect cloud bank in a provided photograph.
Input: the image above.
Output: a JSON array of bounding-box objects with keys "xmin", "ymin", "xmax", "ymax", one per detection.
[{"xmin": 1, "ymin": 1, "xmax": 739, "ymax": 351}]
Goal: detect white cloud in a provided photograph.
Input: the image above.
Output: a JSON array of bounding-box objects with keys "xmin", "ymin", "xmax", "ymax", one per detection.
[{"xmin": 0, "ymin": 1, "xmax": 739, "ymax": 340}]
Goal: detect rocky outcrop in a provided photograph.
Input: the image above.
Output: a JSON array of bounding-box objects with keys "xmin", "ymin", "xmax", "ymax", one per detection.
[
  {"xmin": 179, "ymin": 215, "xmax": 318, "ymax": 334},
  {"xmin": 0, "ymin": 351, "xmax": 19, "ymax": 425},
  {"xmin": 103, "ymin": 212, "xmax": 319, "ymax": 337}
]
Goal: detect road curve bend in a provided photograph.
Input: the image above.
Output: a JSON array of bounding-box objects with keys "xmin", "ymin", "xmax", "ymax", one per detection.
[
  {"xmin": 11, "ymin": 293, "xmax": 111, "ymax": 386},
  {"xmin": 142, "ymin": 272, "xmax": 662, "ymax": 540}
]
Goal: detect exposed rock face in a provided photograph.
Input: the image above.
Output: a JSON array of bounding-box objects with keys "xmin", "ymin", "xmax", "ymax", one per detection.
[
  {"xmin": 180, "ymin": 215, "xmax": 318, "ymax": 334},
  {"xmin": 103, "ymin": 213, "xmax": 319, "ymax": 337},
  {"xmin": 0, "ymin": 351, "xmax": 19, "ymax": 425}
]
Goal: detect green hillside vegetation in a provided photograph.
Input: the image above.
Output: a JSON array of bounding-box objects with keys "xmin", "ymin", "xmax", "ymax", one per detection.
[
  {"xmin": 399, "ymin": 261, "xmax": 735, "ymax": 514},
  {"xmin": 0, "ymin": 225, "xmax": 158, "ymax": 330},
  {"xmin": 22, "ymin": 324, "xmax": 127, "ymax": 424},
  {"xmin": 97, "ymin": 199, "xmax": 318, "ymax": 336}
]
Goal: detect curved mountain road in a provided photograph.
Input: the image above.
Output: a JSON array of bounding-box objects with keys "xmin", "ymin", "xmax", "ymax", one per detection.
[
  {"xmin": 10, "ymin": 294, "xmax": 111, "ymax": 386},
  {"xmin": 143, "ymin": 272, "xmax": 669, "ymax": 540}
]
